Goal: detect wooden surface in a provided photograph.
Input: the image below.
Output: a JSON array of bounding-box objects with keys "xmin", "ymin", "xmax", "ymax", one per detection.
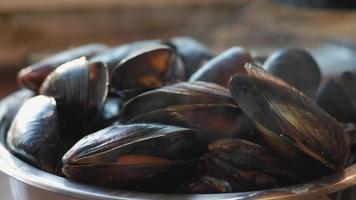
[{"xmin": 1, "ymin": 0, "xmax": 356, "ymax": 97}]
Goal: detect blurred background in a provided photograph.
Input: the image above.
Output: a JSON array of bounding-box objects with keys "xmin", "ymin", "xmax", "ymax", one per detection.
[{"xmin": 1, "ymin": 0, "xmax": 356, "ymax": 97}]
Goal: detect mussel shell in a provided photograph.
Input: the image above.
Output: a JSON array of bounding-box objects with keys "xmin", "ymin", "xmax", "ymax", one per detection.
[
  {"xmin": 229, "ymin": 65, "xmax": 349, "ymax": 172},
  {"xmin": 315, "ymin": 80, "xmax": 356, "ymax": 123},
  {"xmin": 189, "ymin": 47, "xmax": 253, "ymax": 87},
  {"xmin": 0, "ymin": 89, "xmax": 34, "ymax": 144},
  {"xmin": 165, "ymin": 37, "xmax": 213, "ymax": 77},
  {"xmin": 205, "ymin": 155, "xmax": 278, "ymax": 192},
  {"xmin": 177, "ymin": 175, "xmax": 232, "ymax": 194},
  {"xmin": 40, "ymin": 57, "xmax": 109, "ymax": 134},
  {"xmin": 110, "ymin": 44, "xmax": 185, "ymax": 92},
  {"xmin": 62, "ymin": 123, "xmax": 204, "ymax": 165},
  {"xmin": 62, "ymin": 123, "xmax": 204, "ymax": 191},
  {"xmin": 128, "ymin": 104, "xmax": 255, "ymax": 143},
  {"xmin": 207, "ymin": 139, "xmax": 301, "ymax": 181},
  {"xmin": 263, "ymin": 48, "xmax": 321, "ymax": 97},
  {"xmin": 89, "ymin": 39, "xmax": 161, "ymax": 74},
  {"xmin": 337, "ymin": 71, "xmax": 356, "ymax": 109},
  {"xmin": 120, "ymin": 81, "xmax": 233, "ymax": 122},
  {"xmin": 18, "ymin": 44, "xmax": 108, "ymax": 92},
  {"xmin": 6, "ymin": 95, "xmax": 63, "ymax": 173},
  {"xmin": 63, "ymin": 159, "xmax": 200, "ymax": 192}
]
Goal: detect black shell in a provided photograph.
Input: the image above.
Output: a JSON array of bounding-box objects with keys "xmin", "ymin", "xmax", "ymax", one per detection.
[
  {"xmin": 315, "ymin": 80, "xmax": 356, "ymax": 123},
  {"xmin": 0, "ymin": 89, "xmax": 34, "ymax": 143},
  {"xmin": 229, "ymin": 64, "xmax": 349, "ymax": 173},
  {"xmin": 18, "ymin": 44, "xmax": 108, "ymax": 92},
  {"xmin": 263, "ymin": 48, "xmax": 321, "ymax": 97},
  {"xmin": 166, "ymin": 37, "xmax": 213, "ymax": 77},
  {"xmin": 189, "ymin": 47, "xmax": 253, "ymax": 87},
  {"xmin": 62, "ymin": 123, "xmax": 204, "ymax": 191},
  {"xmin": 40, "ymin": 57, "xmax": 109, "ymax": 134},
  {"xmin": 110, "ymin": 44, "xmax": 185, "ymax": 93},
  {"xmin": 128, "ymin": 104, "xmax": 254, "ymax": 143},
  {"xmin": 120, "ymin": 81, "xmax": 233, "ymax": 122},
  {"xmin": 6, "ymin": 95, "xmax": 63, "ymax": 173},
  {"xmin": 89, "ymin": 39, "xmax": 161, "ymax": 74},
  {"xmin": 205, "ymin": 139, "xmax": 301, "ymax": 191}
]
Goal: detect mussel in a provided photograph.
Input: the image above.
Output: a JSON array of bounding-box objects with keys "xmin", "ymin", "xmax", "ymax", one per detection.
[
  {"xmin": 62, "ymin": 123, "xmax": 204, "ymax": 191},
  {"xmin": 189, "ymin": 47, "xmax": 253, "ymax": 87},
  {"xmin": 315, "ymin": 79, "xmax": 356, "ymax": 123},
  {"xmin": 0, "ymin": 89, "xmax": 34, "ymax": 143},
  {"xmin": 110, "ymin": 44, "xmax": 185, "ymax": 97},
  {"xmin": 315, "ymin": 71, "xmax": 356, "ymax": 123},
  {"xmin": 18, "ymin": 44, "xmax": 108, "ymax": 92},
  {"xmin": 6, "ymin": 95, "xmax": 63, "ymax": 174},
  {"xmin": 40, "ymin": 57, "xmax": 109, "ymax": 136},
  {"xmin": 89, "ymin": 39, "xmax": 162, "ymax": 74},
  {"xmin": 263, "ymin": 48, "xmax": 321, "ymax": 97},
  {"xmin": 337, "ymin": 72, "xmax": 356, "ymax": 108},
  {"xmin": 128, "ymin": 104, "xmax": 254, "ymax": 143},
  {"xmin": 120, "ymin": 81, "xmax": 234, "ymax": 122},
  {"xmin": 205, "ymin": 138, "xmax": 301, "ymax": 192},
  {"xmin": 164, "ymin": 37, "xmax": 213, "ymax": 77},
  {"xmin": 3, "ymin": 38, "xmax": 356, "ymax": 194},
  {"xmin": 229, "ymin": 64, "xmax": 349, "ymax": 174}
]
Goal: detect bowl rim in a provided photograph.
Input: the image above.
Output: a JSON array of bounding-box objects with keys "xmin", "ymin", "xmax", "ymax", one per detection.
[{"xmin": 0, "ymin": 142, "xmax": 356, "ymax": 200}]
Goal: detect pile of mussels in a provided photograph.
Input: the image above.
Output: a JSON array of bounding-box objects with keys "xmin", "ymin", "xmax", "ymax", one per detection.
[{"xmin": 1, "ymin": 37, "xmax": 355, "ymax": 193}]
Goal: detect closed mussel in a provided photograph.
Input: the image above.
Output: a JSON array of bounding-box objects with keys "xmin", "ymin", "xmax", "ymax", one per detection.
[
  {"xmin": 189, "ymin": 47, "xmax": 253, "ymax": 87},
  {"xmin": 337, "ymin": 72, "xmax": 356, "ymax": 107},
  {"xmin": 6, "ymin": 95, "xmax": 63, "ymax": 174},
  {"xmin": 229, "ymin": 64, "xmax": 349, "ymax": 175},
  {"xmin": 62, "ymin": 123, "xmax": 204, "ymax": 191},
  {"xmin": 120, "ymin": 81, "xmax": 234, "ymax": 122},
  {"xmin": 0, "ymin": 89, "xmax": 34, "ymax": 143},
  {"xmin": 18, "ymin": 44, "xmax": 108, "ymax": 92},
  {"xmin": 128, "ymin": 104, "xmax": 254, "ymax": 143},
  {"xmin": 263, "ymin": 48, "xmax": 321, "ymax": 97},
  {"xmin": 315, "ymin": 71, "xmax": 356, "ymax": 123},
  {"xmin": 206, "ymin": 139, "xmax": 301, "ymax": 192},
  {"xmin": 165, "ymin": 37, "xmax": 213, "ymax": 77},
  {"xmin": 315, "ymin": 79, "xmax": 356, "ymax": 123}
]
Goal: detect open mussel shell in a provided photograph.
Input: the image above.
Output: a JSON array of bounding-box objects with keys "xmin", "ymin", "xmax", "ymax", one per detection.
[
  {"xmin": 89, "ymin": 39, "xmax": 162, "ymax": 74},
  {"xmin": 62, "ymin": 123, "xmax": 204, "ymax": 191},
  {"xmin": 0, "ymin": 89, "xmax": 34, "ymax": 144},
  {"xmin": 39, "ymin": 57, "xmax": 109, "ymax": 134},
  {"xmin": 110, "ymin": 44, "xmax": 185, "ymax": 94},
  {"xmin": 229, "ymin": 64, "xmax": 349, "ymax": 174},
  {"xmin": 263, "ymin": 48, "xmax": 321, "ymax": 97},
  {"xmin": 6, "ymin": 95, "xmax": 63, "ymax": 174},
  {"xmin": 189, "ymin": 47, "xmax": 253, "ymax": 87},
  {"xmin": 120, "ymin": 81, "xmax": 234, "ymax": 122},
  {"xmin": 18, "ymin": 44, "xmax": 108, "ymax": 92},
  {"xmin": 164, "ymin": 37, "xmax": 213, "ymax": 77},
  {"xmin": 315, "ymin": 80, "xmax": 356, "ymax": 123},
  {"xmin": 128, "ymin": 104, "xmax": 255, "ymax": 143}
]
